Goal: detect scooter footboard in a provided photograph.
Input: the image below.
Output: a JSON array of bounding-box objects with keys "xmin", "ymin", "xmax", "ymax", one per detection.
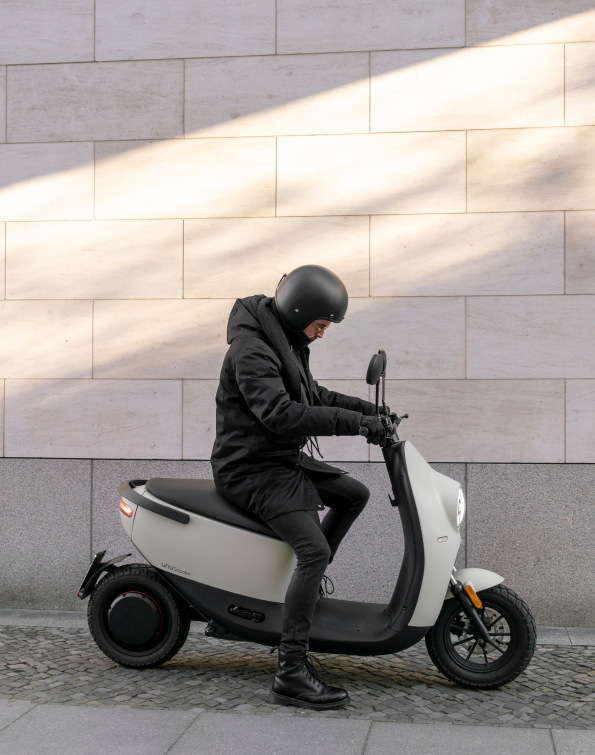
[{"xmin": 445, "ymin": 567, "xmax": 504, "ymax": 599}]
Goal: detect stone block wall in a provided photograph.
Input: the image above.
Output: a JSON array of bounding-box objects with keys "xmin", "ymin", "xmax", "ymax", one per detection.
[{"xmin": 0, "ymin": 1, "xmax": 594, "ymax": 623}]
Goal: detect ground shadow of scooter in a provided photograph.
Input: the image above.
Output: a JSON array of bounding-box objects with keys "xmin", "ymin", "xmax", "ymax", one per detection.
[{"xmin": 78, "ymin": 351, "xmax": 536, "ymax": 690}]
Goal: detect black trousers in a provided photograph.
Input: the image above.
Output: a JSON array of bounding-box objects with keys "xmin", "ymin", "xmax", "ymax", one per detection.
[{"xmin": 266, "ymin": 471, "xmax": 369, "ymax": 653}]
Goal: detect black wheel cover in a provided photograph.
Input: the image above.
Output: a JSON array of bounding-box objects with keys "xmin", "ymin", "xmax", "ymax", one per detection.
[{"xmin": 108, "ymin": 592, "xmax": 163, "ymax": 650}]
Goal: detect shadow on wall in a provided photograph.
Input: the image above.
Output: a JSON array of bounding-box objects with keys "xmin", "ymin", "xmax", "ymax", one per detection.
[{"xmin": 0, "ymin": 7, "xmax": 594, "ymax": 461}]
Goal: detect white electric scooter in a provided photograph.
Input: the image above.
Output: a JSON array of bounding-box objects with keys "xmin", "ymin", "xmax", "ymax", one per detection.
[{"xmin": 79, "ymin": 351, "xmax": 536, "ymax": 690}]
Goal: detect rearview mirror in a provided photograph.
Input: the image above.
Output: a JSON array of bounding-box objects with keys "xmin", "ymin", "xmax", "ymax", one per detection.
[{"xmin": 366, "ymin": 353, "xmax": 383, "ymax": 386}]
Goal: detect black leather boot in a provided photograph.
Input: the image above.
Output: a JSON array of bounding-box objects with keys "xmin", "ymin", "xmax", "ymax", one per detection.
[{"xmin": 270, "ymin": 651, "xmax": 350, "ymax": 710}]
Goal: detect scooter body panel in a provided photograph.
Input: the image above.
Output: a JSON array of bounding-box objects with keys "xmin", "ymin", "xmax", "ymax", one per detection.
[
  {"xmin": 445, "ymin": 567, "xmax": 504, "ymax": 599},
  {"xmin": 163, "ymin": 571, "xmax": 430, "ymax": 655},
  {"xmin": 129, "ymin": 485, "xmax": 297, "ymax": 603},
  {"xmin": 403, "ymin": 442, "xmax": 461, "ymax": 628}
]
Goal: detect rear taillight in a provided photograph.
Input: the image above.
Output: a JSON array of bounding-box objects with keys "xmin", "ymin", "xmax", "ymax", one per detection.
[{"xmin": 119, "ymin": 499, "xmax": 134, "ymax": 517}]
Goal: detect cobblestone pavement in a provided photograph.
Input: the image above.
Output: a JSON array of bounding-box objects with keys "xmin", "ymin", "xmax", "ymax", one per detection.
[{"xmin": 1, "ymin": 625, "xmax": 594, "ymax": 729}]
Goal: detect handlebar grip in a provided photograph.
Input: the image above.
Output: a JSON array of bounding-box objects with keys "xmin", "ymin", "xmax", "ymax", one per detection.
[{"xmin": 359, "ymin": 426, "xmax": 369, "ymax": 437}]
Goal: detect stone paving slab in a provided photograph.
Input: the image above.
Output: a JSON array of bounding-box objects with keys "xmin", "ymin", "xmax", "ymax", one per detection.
[
  {"xmin": 364, "ymin": 721, "xmax": 554, "ymax": 754},
  {"xmin": 0, "ymin": 610, "xmax": 86, "ymax": 628},
  {"xmin": 6, "ymin": 705, "xmax": 595, "ymax": 755},
  {"xmin": 0, "ymin": 702, "xmax": 200, "ymax": 755},
  {"xmin": 170, "ymin": 711, "xmax": 370, "ymax": 755},
  {"xmin": 1, "ymin": 625, "xmax": 595, "ymax": 729},
  {"xmin": 537, "ymin": 627, "xmax": 572, "ymax": 646},
  {"xmin": 553, "ymin": 728, "xmax": 595, "ymax": 754},
  {"xmin": 567, "ymin": 628, "xmax": 595, "ymax": 647}
]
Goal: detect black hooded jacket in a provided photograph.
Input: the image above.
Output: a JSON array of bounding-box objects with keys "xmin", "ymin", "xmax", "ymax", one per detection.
[{"xmin": 210, "ymin": 295, "xmax": 376, "ymax": 520}]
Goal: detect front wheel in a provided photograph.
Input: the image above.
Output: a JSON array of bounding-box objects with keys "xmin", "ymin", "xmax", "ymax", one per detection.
[
  {"xmin": 425, "ymin": 584, "xmax": 536, "ymax": 690},
  {"xmin": 88, "ymin": 564, "xmax": 191, "ymax": 668}
]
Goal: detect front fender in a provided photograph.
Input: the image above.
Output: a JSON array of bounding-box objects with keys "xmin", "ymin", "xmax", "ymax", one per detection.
[{"xmin": 445, "ymin": 567, "xmax": 504, "ymax": 599}]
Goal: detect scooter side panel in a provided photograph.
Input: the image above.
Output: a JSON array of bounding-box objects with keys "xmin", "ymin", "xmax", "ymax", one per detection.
[
  {"xmin": 130, "ymin": 487, "xmax": 297, "ymax": 603},
  {"xmin": 404, "ymin": 442, "xmax": 461, "ymax": 627}
]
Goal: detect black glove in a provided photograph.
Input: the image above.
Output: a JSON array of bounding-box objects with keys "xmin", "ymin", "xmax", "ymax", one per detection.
[{"xmin": 359, "ymin": 416, "xmax": 384, "ymax": 445}]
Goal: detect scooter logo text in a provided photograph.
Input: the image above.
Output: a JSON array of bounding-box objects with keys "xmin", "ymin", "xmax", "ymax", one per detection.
[{"xmin": 161, "ymin": 563, "xmax": 191, "ymax": 576}]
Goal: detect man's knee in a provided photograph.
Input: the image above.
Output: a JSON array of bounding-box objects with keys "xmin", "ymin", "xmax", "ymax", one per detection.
[
  {"xmin": 298, "ymin": 538, "xmax": 331, "ymax": 567},
  {"xmin": 349, "ymin": 480, "xmax": 370, "ymax": 513}
]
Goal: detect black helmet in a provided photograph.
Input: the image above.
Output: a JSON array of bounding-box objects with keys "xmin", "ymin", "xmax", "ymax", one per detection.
[{"xmin": 275, "ymin": 265, "xmax": 348, "ymax": 332}]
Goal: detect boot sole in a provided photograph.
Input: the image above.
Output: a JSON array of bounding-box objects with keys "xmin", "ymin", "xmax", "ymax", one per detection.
[{"xmin": 269, "ymin": 692, "xmax": 351, "ymax": 711}]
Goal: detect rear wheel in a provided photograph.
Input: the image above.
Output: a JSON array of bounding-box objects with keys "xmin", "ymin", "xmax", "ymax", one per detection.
[
  {"xmin": 88, "ymin": 564, "xmax": 191, "ymax": 668},
  {"xmin": 425, "ymin": 584, "xmax": 536, "ymax": 689}
]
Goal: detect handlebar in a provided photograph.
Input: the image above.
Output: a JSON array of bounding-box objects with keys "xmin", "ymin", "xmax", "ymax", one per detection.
[{"xmin": 359, "ymin": 427, "xmax": 369, "ymax": 437}]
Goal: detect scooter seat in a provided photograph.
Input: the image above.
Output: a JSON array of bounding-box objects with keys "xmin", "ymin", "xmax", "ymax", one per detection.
[{"xmin": 145, "ymin": 478, "xmax": 280, "ymax": 540}]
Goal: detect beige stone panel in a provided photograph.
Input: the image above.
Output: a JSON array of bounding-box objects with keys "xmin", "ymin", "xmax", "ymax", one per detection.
[
  {"xmin": 8, "ymin": 61, "xmax": 183, "ymax": 143},
  {"xmin": 370, "ymin": 212, "xmax": 564, "ymax": 297},
  {"xmin": 277, "ymin": 0, "xmax": 464, "ymax": 54},
  {"xmin": 314, "ymin": 380, "xmax": 370, "ymax": 462},
  {"xmin": 95, "ymin": 0, "xmax": 274, "ymax": 61},
  {"xmin": 182, "ymin": 380, "xmax": 218, "ymax": 460},
  {"xmin": 0, "ymin": 1, "xmax": 93, "ymax": 64},
  {"xmin": 0, "ymin": 301, "xmax": 91, "ymax": 379},
  {"xmin": 93, "ymin": 299, "xmax": 232, "ymax": 379},
  {"xmin": 566, "ymin": 380, "xmax": 595, "ymax": 462},
  {"xmin": 185, "ymin": 53, "xmax": 368, "ymax": 138},
  {"xmin": 6, "ymin": 221, "xmax": 183, "ymax": 300},
  {"xmin": 0, "ymin": 143, "xmax": 93, "ymax": 221},
  {"xmin": 467, "ymin": 1, "xmax": 595, "ymax": 46},
  {"xmin": 566, "ymin": 211, "xmax": 595, "ymax": 294},
  {"xmin": 468, "ymin": 127, "xmax": 595, "ymax": 212},
  {"xmin": 277, "ymin": 133, "xmax": 466, "ymax": 217},
  {"xmin": 4, "ymin": 379, "xmax": 182, "ymax": 458},
  {"xmin": 566, "ymin": 44, "xmax": 595, "ymax": 127},
  {"xmin": 95, "ymin": 139, "xmax": 275, "ymax": 220},
  {"xmin": 467, "ymin": 295, "xmax": 595, "ymax": 379},
  {"xmin": 370, "ymin": 380, "xmax": 564, "ymax": 463},
  {"xmin": 0, "ymin": 222, "xmax": 4, "ymax": 299},
  {"xmin": 0, "ymin": 68, "xmax": 5, "ymax": 142},
  {"xmin": 372, "ymin": 46, "xmax": 563, "ymax": 132},
  {"xmin": 309, "ymin": 297, "xmax": 465, "ymax": 380},
  {"xmin": 184, "ymin": 217, "xmax": 369, "ymax": 299}
]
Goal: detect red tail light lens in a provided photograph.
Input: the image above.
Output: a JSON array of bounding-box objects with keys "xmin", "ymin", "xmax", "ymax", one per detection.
[{"xmin": 119, "ymin": 499, "xmax": 134, "ymax": 517}]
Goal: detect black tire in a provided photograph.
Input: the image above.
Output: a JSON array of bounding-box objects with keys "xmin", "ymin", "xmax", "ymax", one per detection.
[
  {"xmin": 425, "ymin": 584, "xmax": 536, "ymax": 690},
  {"xmin": 88, "ymin": 564, "xmax": 191, "ymax": 669}
]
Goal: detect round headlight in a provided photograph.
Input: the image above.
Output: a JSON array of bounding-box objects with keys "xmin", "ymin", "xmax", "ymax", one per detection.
[{"xmin": 457, "ymin": 488, "xmax": 466, "ymax": 527}]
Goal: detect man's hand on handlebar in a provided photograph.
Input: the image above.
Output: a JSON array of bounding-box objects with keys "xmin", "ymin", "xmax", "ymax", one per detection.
[{"xmin": 359, "ymin": 416, "xmax": 385, "ymax": 445}]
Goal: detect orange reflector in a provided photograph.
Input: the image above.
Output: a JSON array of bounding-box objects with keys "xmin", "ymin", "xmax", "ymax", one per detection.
[
  {"xmin": 119, "ymin": 499, "xmax": 134, "ymax": 517},
  {"xmin": 465, "ymin": 585, "xmax": 482, "ymax": 609}
]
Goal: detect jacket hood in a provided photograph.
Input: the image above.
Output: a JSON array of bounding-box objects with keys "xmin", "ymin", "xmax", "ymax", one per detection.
[{"xmin": 226, "ymin": 295, "xmax": 268, "ymax": 344}]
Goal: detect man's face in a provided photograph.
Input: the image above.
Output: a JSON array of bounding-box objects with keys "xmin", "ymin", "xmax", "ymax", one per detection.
[{"xmin": 303, "ymin": 319, "xmax": 332, "ymax": 341}]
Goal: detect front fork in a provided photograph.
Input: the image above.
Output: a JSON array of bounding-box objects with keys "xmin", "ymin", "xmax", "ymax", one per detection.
[{"xmin": 449, "ymin": 574, "xmax": 499, "ymax": 650}]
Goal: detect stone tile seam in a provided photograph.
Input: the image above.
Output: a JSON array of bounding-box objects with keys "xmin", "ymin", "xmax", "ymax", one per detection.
[
  {"xmin": 1, "ymin": 210, "xmax": 591, "ymax": 221},
  {"xmin": 0, "ymin": 702, "xmax": 38, "ymax": 733},
  {"xmin": 359, "ymin": 719, "xmax": 373, "ymax": 755},
  {"xmin": 3, "ymin": 295, "xmax": 595, "ymax": 301},
  {"xmin": 6, "ymin": 123, "xmax": 595, "ymax": 146},
  {"xmin": 163, "ymin": 708, "xmax": 205, "ymax": 754},
  {"xmin": 0, "ymin": 378, "xmax": 585, "ymax": 382},
  {"xmin": 3, "ymin": 39, "xmax": 589, "ymax": 69},
  {"xmin": 3, "ymin": 457, "xmax": 594, "ymax": 466},
  {"xmin": 549, "ymin": 729, "xmax": 559, "ymax": 755}
]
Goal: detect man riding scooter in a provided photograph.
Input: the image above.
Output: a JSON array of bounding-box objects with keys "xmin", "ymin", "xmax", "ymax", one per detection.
[{"xmin": 211, "ymin": 265, "xmax": 385, "ymax": 710}]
